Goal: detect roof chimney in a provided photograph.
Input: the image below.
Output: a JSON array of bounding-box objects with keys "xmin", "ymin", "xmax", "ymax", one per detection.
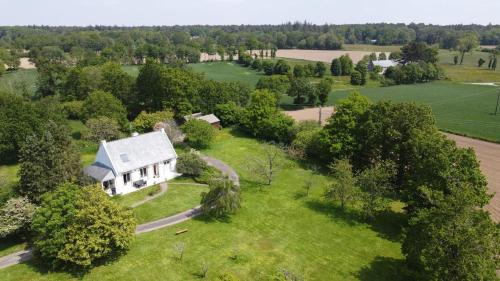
[
  {"xmin": 160, "ymin": 128, "xmax": 165, "ymax": 134},
  {"xmin": 131, "ymin": 132, "xmax": 139, "ymax": 137}
]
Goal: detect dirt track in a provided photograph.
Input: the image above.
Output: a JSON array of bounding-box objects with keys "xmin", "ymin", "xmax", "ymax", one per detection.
[
  {"xmin": 284, "ymin": 108, "xmax": 499, "ymax": 222},
  {"xmin": 284, "ymin": 106, "xmax": 334, "ymax": 125},
  {"xmin": 446, "ymin": 134, "xmax": 500, "ymax": 222}
]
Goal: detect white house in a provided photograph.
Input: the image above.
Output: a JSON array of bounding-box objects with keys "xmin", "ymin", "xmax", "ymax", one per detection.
[
  {"xmin": 368, "ymin": 60, "xmax": 399, "ymax": 73},
  {"xmin": 84, "ymin": 129, "xmax": 179, "ymax": 196}
]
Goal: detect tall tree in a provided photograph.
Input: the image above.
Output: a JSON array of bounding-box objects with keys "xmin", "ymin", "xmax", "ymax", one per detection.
[
  {"xmin": 331, "ymin": 58, "xmax": 342, "ymax": 76},
  {"xmin": 18, "ymin": 121, "xmax": 81, "ymax": 203},
  {"xmin": 248, "ymin": 143, "xmax": 284, "ymax": 186},
  {"xmin": 325, "ymin": 159, "xmax": 357, "ymax": 209},
  {"xmin": 403, "ymin": 188, "xmax": 499, "ymax": 281},
  {"xmin": 455, "ymin": 32, "xmax": 479, "ymax": 65},
  {"xmin": 316, "ymin": 78, "xmax": 332, "ymax": 106}
]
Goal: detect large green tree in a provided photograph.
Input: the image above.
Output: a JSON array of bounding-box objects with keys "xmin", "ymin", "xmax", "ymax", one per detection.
[
  {"xmin": 403, "ymin": 189, "xmax": 499, "ymax": 281},
  {"xmin": 455, "ymin": 32, "xmax": 480, "ymax": 65},
  {"xmin": 82, "ymin": 90, "xmax": 129, "ymax": 129},
  {"xmin": 182, "ymin": 119, "xmax": 216, "ymax": 149},
  {"xmin": 31, "ymin": 183, "xmax": 136, "ymax": 269},
  {"xmin": 325, "ymin": 159, "xmax": 357, "ymax": 209},
  {"xmin": 18, "ymin": 121, "xmax": 81, "ymax": 203}
]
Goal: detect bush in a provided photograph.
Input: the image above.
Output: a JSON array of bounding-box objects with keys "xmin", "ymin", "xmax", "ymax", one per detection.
[
  {"xmin": 196, "ymin": 166, "xmax": 223, "ymax": 184},
  {"xmin": 251, "ymin": 59, "xmax": 262, "ymax": 70},
  {"xmin": 182, "ymin": 119, "xmax": 216, "ymax": 149},
  {"xmin": 201, "ymin": 178, "xmax": 241, "ymax": 218},
  {"xmin": 31, "ymin": 183, "xmax": 136, "ymax": 269},
  {"xmin": 273, "ymin": 60, "xmax": 291, "ymax": 75},
  {"xmin": 132, "ymin": 110, "xmax": 174, "ymax": 133},
  {"xmin": 62, "ymin": 101, "xmax": 84, "ymax": 120},
  {"xmin": 331, "ymin": 58, "xmax": 342, "ymax": 76},
  {"xmin": 83, "ymin": 116, "xmax": 122, "ymax": 142},
  {"xmin": 262, "ymin": 60, "xmax": 275, "ymax": 75},
  {"xmin": 176, "ymin": 152, "xmax": 208, "ymax": 177},
  {"xmin": 214, "ymin": 102, "xmax": 242, "ymax": 127},
  {"xmin": 350, "ymin": 70, "xmax": 362, "ymax": 85},
  {"xmin": 0, "ymin": 197, "xmax": 37, "ymax": 238}
]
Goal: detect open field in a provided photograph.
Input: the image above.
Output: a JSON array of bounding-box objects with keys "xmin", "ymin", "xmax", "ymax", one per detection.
[
  {"xmin": 276, "ymin": 49, "xmax": 390, "ymax": 64},
  {"xmin": 342, "ymin": 44, "xmax": 402, "ymax": 52},
  {"xmin": 282, "ymin": 81, "xmax": 500, "ymax": 142},
  {"xmin": 0, "ymin": 129, "xmax": 404, "ymax": 281},
  {"xmin": 190, "ymin": 62, "xmax": 262, "ymax": 86}
]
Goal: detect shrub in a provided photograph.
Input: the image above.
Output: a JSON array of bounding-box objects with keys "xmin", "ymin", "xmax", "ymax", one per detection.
[
  {"xmin": 61, "ymin": 101, "xmax": 84, "ymax": 120},
  {"xmin": 350, "ymin": 70, "xmax": 362, "ymax": 85},
  {"xmin": 201, "ymin": 178, "xmax": 241, "ymax": 218},
  {"xmin": 31, "ymin": 183, "xmax": 136, "ymax": 269},
  {"xmin": 214, "ymin": 102, "xmax": 242, "ymax": 127},
  {"xmin": 182, "ymin": 119, "xmax": 216, "ymax": 149},
  {"xmin": 132, "ymin": 110, "xmax": 174, "ymax": 133},
  {"xmin": 262, "ymin": 60, "xmax": 275, "ymax": 75},
  {"xmin": 331, "ymin": 58, "xmax": 342, "ymax": 76},
  {"xmin": 0, "ymin": 197, "xmax": 37, "ymax": 238},
  {"xmin": 176, "ymin": 152, "xmax": 208, "ymax": 177},
  {"xmin": 196, "ymin": 166, "xmax": 223, "ymax": 184},
  {"xmin": 273, "ymin": 60, "xmax": 291, "ymax": 75},
  {"xmin": 83, "ymin": 116, "xmax": 122, "ymax": 142}
]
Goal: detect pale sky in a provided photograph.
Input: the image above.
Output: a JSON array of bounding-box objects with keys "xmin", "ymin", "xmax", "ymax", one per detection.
[{"xmin": 0, "ymin": 0, "xmax": 499, "ymax": 26}]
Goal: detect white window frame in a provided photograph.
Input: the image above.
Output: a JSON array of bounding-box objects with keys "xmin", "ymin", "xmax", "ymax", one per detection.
[
  {"xmin": 123, "ymin": 172, "xmax": 131, "ymax": 184},
  {"xmin": 140, "ymin": 167, "xmax": 148, "ymax": 178}
]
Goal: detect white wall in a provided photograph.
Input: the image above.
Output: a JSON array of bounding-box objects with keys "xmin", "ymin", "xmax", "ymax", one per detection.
[{"xmin": 105, "ymin": 158, "xmax": 178, "ymax": 196}]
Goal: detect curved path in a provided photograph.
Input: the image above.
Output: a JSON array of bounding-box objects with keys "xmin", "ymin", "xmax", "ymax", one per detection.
[{"xmin": 0, "ymin": 154, "xmax": 239, "ymax": 270}]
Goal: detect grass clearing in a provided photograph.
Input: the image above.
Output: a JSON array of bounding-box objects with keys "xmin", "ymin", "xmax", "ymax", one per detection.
[
  {"xmin": 282, "ymin": 81, "xmax": 500, "ymax": 142},
  {"xmin": 190, "ymin": 62, "xmax": 262, "ymax": 86},
  {"xmin": 0, "ymin": 129, "xmax": 404, "ymax": 280},
  {"xmin": 0, "ymin": 69, "xmax": 38, "ymax": 97}
]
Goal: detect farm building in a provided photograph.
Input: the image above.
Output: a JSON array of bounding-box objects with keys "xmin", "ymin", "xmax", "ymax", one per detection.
[
  {"xmin": 368, "ymin": 60, "xmax": 399, "ymax": 73},
  {"xmin": 184, "ymin": 112, "xmax": 221, "ymax": 129},
  {"xmin": 84, "ymin": 129, "xmax": 179, "ymax": 196}
]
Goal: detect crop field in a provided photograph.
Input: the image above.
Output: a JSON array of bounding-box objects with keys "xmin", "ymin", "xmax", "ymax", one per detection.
[
  {"xmin": 282, "ymin": 81, "xmax": 500, "ymax": 142},
  {"xmin": 275, "ymin": 49, "xmax": 390, "ymax": 64},
  {"xmin": 342, "ymin": 44, "xmax": 402, "ymax": 52}
]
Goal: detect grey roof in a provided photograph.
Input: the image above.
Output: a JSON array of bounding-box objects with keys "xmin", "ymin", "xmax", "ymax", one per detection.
[
  {"xmin": 103, "ymin": 130, "xmax": 177, "ymax": 174},
  {"xmin": 84, "ymin": 162, "xmax": 115, "ymax": 182},
  {"xmin": 184, "ymin": 112, "xmax": 220, "ymax": 124},
  {"xmin": 197, "ymin": 114, "xmax": 220, "ymax": 124},
  {"xmin": 371, "ymin": 60, "xmax": 398, "ymax": 68}
]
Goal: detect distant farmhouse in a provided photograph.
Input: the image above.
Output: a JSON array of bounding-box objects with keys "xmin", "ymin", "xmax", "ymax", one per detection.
[
  {"xmin": 368, "ymin": 60, "xmax": 399, "ymax": 73},
  {"xmin": 84, "ymin": 129, "xmax": 178, "ymax": 196},
  {"xmin": 184, "ymin": 112, "xmax": 221, "ymax": 129}
]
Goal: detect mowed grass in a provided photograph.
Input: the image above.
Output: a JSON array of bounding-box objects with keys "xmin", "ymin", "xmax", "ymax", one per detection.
[
  {"xmin": 282, "ymin": 81, "xmax": 500, "ymax": 142},
  {"xmin": 132, "ymin": 184, "xmax": 208, "ymax": 224},
  {"xmin": 438, "ymin": 50, "xmax": 500, "ymax": 82},
  {"xmin": 190, "ymin": 62, "xmax": 262, "ymax": 86},
  {"xmin": 0, "ymin": 129, "xmax": 404, "ymax": 281}
]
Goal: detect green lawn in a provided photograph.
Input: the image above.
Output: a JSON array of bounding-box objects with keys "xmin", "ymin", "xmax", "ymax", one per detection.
[
  {"xmin": 282, "ymin": 81, "xmax": 500, "ymax": 142},
  {"xmin": 438, "ymin": 50, "xmax": 500, "ymax": 82},
  {"xmin": 1, "ymin": 129, "xmax": 404, "ymax": 280},
  {"xmin": 132, "ymin": 184, "xmax": 208, "ymax": 224},
  {"xmin": 0, "ymin": 69, "xmax": 38, "ymax": 97},
  {"xmin": 190, "ymin": 62, "xmax": 262, "ymax": 86}
]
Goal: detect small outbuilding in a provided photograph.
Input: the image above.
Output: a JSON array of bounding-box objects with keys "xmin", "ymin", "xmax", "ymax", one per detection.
[
  {"xmin": 184, "ymin": 113, "xmax": 221, "ymax": 129},
  {"xmin": 368, "ymin": 60, "xmax": 399, "ymax": 73}
]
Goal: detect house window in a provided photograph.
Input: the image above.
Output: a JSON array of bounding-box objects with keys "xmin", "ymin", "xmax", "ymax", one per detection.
[
  {"xmin": 140, "ymin": 167, "xmax": 148, "ymax": 178},
  {"xmin": 153, "ymin": 164, "xmax": 159, "ymax": 177},
  {"xmin": 123, "ymin": 172, "xmax": 131, "ymax": 184}
]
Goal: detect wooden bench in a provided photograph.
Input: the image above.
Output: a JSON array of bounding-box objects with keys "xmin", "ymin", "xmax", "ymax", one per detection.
[{"xmin": 175, "ymin": 229, "xmax": 188, "ymax": 235}]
